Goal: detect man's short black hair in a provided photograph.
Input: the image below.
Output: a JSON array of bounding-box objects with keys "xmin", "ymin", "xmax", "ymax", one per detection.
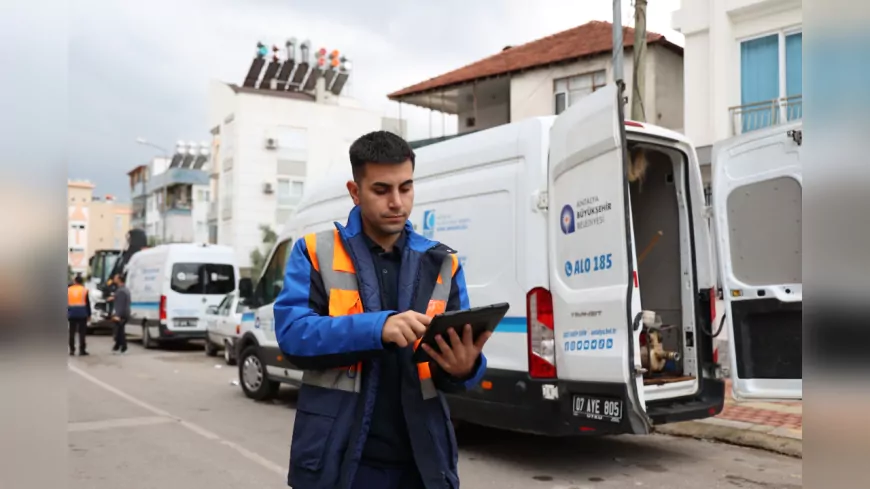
[
  {"xmin": 349, "ymin": 131, "xmax": 415, "ymax": 181},
  {"xmin": 74, "ymin": 274, "xmax": 84, "ymax": 285}
]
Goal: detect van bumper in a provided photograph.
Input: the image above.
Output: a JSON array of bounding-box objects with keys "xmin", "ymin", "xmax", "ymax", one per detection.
[
  {"xmin": 445, "ymin": 368, "xmax": 725, "ymax": 436},
  {"xmin": 158, "ymin": 323, "xmax": 207, "ymax": 341}
]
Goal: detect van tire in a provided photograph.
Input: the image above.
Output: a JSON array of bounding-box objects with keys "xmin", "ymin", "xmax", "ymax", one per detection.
[
  {"xmin": 142, "ymin": 322, "xmax": 155, "ymax": 349},
  {"xmin": 204, "ymin": 339, "xmax": 218, "ymax": 357},
  {"xmin": 239, "ymin": 346, "xmax": 278, "ymax": 401},
  {"xmin": 224, "ymin": 341, "xmax": 237, "ymax": 366}
]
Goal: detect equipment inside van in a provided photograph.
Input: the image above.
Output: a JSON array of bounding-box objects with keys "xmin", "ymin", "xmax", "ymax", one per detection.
[{"xmin": 234, "ymin": 84, "xmax": 802, "ymax": 437}]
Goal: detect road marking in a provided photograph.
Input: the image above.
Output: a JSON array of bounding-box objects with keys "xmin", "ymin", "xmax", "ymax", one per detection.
[
  {"xmin": 68, "ymin": 364, "xmax": 285, "ymax": 477},
  {"xmin": 69, "ymin": 416, "xmax": 173, "ymax": 433}
]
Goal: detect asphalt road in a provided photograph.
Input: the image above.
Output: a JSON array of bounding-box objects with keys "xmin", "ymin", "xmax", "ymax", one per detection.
[{"xmin": 68, "ymin": 334, "xmax": 802, "ymax": 489}]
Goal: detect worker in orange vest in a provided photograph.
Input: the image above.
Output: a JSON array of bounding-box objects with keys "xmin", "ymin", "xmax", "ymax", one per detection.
[{"xmin": 68, "ymin": 274, "xmax": 91, "ymax": 356}]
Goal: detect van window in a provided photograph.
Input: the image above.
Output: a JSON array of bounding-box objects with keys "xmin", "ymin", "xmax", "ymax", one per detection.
[
  {"xmin": 171, "ymin": 263, "xmax": 236, "ymax": 295},
  {"xmin": 255, "ymin": 239, "xmax": 293, "ymax": 305}
]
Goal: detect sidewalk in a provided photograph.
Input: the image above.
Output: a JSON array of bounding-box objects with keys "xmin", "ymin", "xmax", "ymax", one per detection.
[{"xmin": 654, "ymin": 380, "xmax": 802, "ymax": 458}]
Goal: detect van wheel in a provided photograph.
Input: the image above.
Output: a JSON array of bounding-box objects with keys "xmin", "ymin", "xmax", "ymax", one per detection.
[
  {"xmin": 224, "ymin": 341, "xmax": 237, "ymax": 366},
  {"xmin": 204, "ymin": 339, "xmax": 218, "ymax": 357},
  {"xmin": 239, "ymin": 346, "xmax": 278, "ymax": 401},
  {"xmin": 142, "ymin": 322, "xmax": 155, "ymax": 349}
]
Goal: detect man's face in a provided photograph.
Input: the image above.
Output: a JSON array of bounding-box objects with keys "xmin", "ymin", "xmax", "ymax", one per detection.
[{"xmin": 347, "ymin": 159, "xmax": 414, "ymax": 237}]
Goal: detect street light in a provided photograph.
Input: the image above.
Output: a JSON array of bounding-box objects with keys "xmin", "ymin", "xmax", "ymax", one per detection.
[
  {"xmin": 135, "ymin": 137, "xmax": 170, "ymax": 155},
  {"xmin": 135, "ymin": 137, "xmax": 171, "ymax": 244}
]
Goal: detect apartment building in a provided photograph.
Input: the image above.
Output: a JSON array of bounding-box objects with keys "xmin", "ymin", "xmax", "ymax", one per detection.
[
  {"xmin": 207, "ymin": 40, "xmax": 398, "ymax": 274},
  {"xmin": 128, "ymin": 148, "xmax": 210, "ymax": 245},
  {"xmin": 67, "ymin": 180, "xmax": 131, "ymax": 274},
  {"xmin": 672, "ymin": 0, "xmax": 802, "ymax": 177},
  {"xmin": 388, "ymin": 21, "xmax": 685, "ymax": 136}
]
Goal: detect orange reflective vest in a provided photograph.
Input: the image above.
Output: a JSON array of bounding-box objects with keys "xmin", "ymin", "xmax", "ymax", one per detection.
[
  {"xmin": 301, "ymin": 228, "xmax": 458, "ymax": 399},
  {"xmin": 68, "ymin": 284, "xmax": 87, "ymax": 307}
]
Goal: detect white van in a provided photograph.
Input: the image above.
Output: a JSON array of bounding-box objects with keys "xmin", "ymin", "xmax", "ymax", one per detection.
[
  {"xmin": 236, "ymin": 85, "xmax": 802, "ymax": 435},
  {"xmin": 124, "ymin": 243, "xmax": 241, "ymax": 349}
]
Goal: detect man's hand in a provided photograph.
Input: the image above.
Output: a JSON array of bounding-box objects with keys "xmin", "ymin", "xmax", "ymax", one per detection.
[
  {"xmin": 382, "ymin": 311, "xmax": 430, "ymax": 348},
  {"xmin": 421, "ymin": 324, "xmax": 491, "ymax": 378},
  {"xmin": 111, "ymin": 316, "xmax": 120, "ymax": 322}
]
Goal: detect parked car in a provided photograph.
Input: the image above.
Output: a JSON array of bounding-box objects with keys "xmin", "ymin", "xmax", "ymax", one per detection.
[{"xmin": 204, "ymin": 291, "xmax": 248, "ymax": 365}]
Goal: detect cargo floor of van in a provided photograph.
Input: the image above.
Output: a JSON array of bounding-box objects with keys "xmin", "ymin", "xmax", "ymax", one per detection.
[
  {"xmin": 628, "ymin": 141, "xmax": 700, "ymax": 400},
  {"xmin": 644, "ymin": 375, "xmax": 695, "ymax": 386}
]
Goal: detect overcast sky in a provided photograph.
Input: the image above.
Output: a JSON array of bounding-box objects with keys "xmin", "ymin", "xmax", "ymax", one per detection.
[{"xmin": 65, "ymin": 0, "xmax": 683, "ymax": 198}]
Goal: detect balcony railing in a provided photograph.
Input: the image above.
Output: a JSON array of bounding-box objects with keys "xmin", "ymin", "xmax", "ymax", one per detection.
[{"xmin": 729, "ymin": 95, "xmax": 802, "ymax": 136}]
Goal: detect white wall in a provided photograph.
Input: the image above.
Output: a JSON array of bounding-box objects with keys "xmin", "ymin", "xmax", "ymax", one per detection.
[
  {"xmin": 509, "ymin": 45, "xmax": 684, "ymax": 132},
  {"xmin": 210, "ymin": 84, "xmax": 385, "ymax": 270},
  {"xmin": 673, "ymin": 0, "xmax": 802, "ymax": 148}
]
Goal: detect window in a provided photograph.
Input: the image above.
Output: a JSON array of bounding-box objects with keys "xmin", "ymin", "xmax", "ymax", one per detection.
[
  {"xmin": 171, "ymin": 263, "xmax": 236, "ymax": 295},
  {"xmin": 115, "ymin": 215, "xmax": 123, "ymax": 232},
  {"xmin": 255, "ymin": 239, "xmax": 293, "ymax": 305},
  {"xmin": 217, "ymin": 293, "xmax": 234, "ymax": 315},
  {"xmin": 277, "ymin": 179, "xmax": 304, "ymax": 207},
  {"xmin": 740, "ymin": 30, "xmax": 802, "ymax": 132},
  {"xmin": 197, "ymin": 189, "xmax": 210, "ymax": 202},
  {"xmin": 554, "ymin": 70, "xmax": 607, "ymax": 115}
]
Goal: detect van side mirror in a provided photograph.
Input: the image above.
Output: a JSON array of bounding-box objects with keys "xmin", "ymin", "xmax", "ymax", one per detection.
[{"xmin": 238, "ymin": 278, "xmax": 254, "ymax": 299}]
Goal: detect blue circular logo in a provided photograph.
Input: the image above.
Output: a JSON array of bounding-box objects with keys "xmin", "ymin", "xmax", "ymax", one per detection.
[{"xmin": 564, "ymin": 261, "xmax": 573, "ymax": 277}]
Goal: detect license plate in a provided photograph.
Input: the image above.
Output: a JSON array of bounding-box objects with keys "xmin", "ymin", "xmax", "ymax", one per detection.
[
  {"xmin": 572, "ymin": 395, "xmax": 623, "ymax": 423},
  {"xmin": 174, "ymin": 319, "xmax": 197, "ymax": 328}
]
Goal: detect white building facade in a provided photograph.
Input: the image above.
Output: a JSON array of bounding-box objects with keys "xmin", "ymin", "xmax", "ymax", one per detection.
[
  {"xmin": 672, "ymin": 0, "xmax": 802, "ymax": 177},
  {"xmin": 207, "ymin": 80, "xmax": 391, "ymax": 274},
  {"xmin": 134, "ymin": 154, "xmax": 210, "ymax": 245}
]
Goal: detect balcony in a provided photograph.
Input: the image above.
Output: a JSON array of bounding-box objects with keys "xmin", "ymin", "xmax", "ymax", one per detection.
[
  {"xmin": 729, "ymin": 95, "xmax": 802, "ymax": 136},
  {"xmin": 131, "ymin": 183, "xmax": 147, "ymax": 199},
  {"xmin": 147, "ymin": 168, "xmax": 210, "ymax": 194}
]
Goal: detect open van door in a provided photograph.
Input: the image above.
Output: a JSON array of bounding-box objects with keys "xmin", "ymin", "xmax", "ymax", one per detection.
[
  {"xmin": 712, "ymin": 122, "xmax": 802, "ymax": 401},
  {"xmin": 548, "ymin": 84, "xmax": 650, "ymax": 434}
]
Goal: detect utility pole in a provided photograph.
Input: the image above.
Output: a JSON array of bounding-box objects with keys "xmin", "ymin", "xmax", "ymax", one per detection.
[
  {"xmin": 613, "ymin": 0, "xmax": 626, "ymax": 108},
  {"xmin": 631, "ymin": 0, "xmax": 648, "ymax": 122}
]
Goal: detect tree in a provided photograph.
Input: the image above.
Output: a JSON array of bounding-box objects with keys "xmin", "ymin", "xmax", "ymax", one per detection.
[{"xmin": 249, "ymin": 224, "xmax": 278, "ymax": 279}]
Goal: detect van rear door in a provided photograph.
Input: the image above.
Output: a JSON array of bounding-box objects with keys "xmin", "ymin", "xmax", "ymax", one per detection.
[
  {"xmin": 712, "ymin": 122, "xmax": 802, "ymax": 401},
  {"xmin": 547, "ymin": 84, "xmax": 650, "ymax": 434}
]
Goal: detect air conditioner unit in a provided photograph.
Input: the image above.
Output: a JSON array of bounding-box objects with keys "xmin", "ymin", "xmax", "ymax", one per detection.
[
  {"xmin": 263, "ymin": 182, "xmax": 274, "ymax": 194},
  {"xmin": 265, "ymin": 137, "xmax": 278, "ymax": 149}
]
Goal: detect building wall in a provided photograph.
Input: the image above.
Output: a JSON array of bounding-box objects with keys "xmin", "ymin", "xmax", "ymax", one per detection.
[
  {"xmin": 67, "ymin": 182, "xmax": 94, "ymax": 274},
  {"xmin": 509, "ymin": 45, "xmax": 684, "ymax": 132},
  {"xmin": 209, "ymin": 84, "xmax": 385, "ymax": 270},
  {"xmin": 673, "ymin": 0, "xmax": 803, "ymax": 150},
  {"xmin": 88, "ymin": 200, "xmax": 131, "ymax": 251},
  {"xmin": 67, "ymin": 180, "xmax": 131, "ymax": 274},
  {"xmin": 456, "ymin": 78, "xmax": 511, "ymax": 134}
]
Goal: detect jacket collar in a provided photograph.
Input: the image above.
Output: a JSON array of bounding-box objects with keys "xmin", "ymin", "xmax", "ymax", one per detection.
[{"xmin": 336, "ymin": 205, "xmax": 438, "ymax": 253}]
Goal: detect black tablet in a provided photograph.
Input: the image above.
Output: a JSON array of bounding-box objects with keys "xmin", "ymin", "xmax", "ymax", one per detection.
[{"xmin": 412, "ymin": 302, "xmax": 510, "ymax": 364}]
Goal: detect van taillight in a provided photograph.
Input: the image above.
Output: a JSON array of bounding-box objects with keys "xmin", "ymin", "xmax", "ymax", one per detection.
[
  {"xmin": 159, "ymin": 295, "xmax": 167, "ymax": 321},
  {"xmin": 527, "ymin": 287, "xmax": 557, "ymax": 379}
]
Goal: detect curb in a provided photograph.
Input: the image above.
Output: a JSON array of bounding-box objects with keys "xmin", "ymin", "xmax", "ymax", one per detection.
[{"xmin": 653, "ymin": 420, "xmax": 802, "ymax": 458}]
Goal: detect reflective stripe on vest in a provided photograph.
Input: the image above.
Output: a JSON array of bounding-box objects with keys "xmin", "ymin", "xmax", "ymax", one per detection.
[
  {"xmin": 68, "ymin": 285, "xmax": 87, "ymax": 307},
  {"xmin": 301, "ymin": 229, "xmax": 455, "ymax": 400}
]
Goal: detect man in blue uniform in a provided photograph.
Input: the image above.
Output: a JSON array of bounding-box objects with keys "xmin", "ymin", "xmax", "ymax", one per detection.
[{"xmin": 274, "ymin": 131, "xmax": 491, "ymax": 489}]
